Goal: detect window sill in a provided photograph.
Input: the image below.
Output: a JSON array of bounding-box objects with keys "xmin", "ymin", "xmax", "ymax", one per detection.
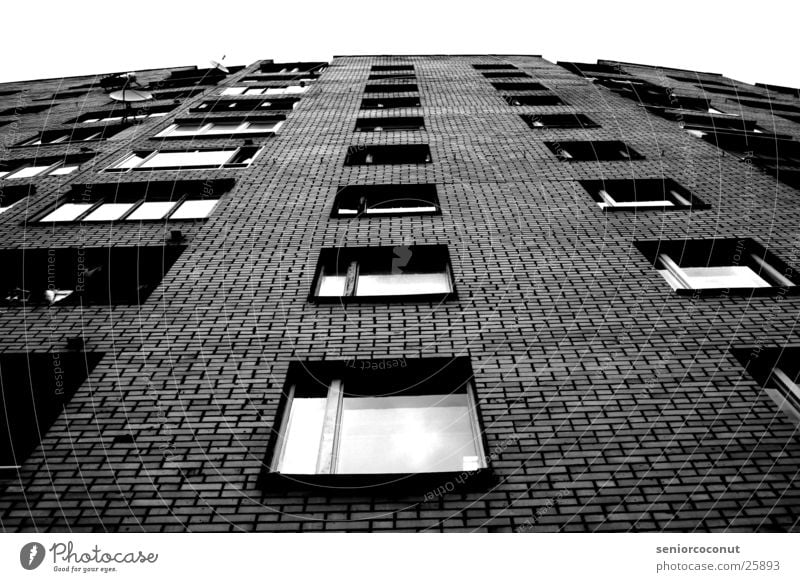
[
  {"xmin": 258, "ymin": 468, "xmax": 493, "ymax": 494},
  {"xmin": 673, "ymin": 286, "xmax": 800, "ymax": 297}
]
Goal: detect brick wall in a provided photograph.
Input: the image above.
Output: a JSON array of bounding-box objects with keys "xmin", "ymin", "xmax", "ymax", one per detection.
[{"xmin": 0, "ymin": 56, "xmax": 798, "ymax": 532}]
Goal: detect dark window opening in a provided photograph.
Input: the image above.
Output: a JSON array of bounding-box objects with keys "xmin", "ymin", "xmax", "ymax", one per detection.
[
  {"xmin": 0, "ymin": 104, "xmax": 51, "ymax": 116},
  {"xmin": 544, "ymin": 140, "xmax": 644, "ymax": 161},
  {"xmin": 473, "ymin": 64, "xmax": 518, "ymax": 70},
  {"xmin": 735, "ymin": 99, "xmax": 800, "ymax": 114},
  {"xmin": 731, "ymin": 347, "xmax": 800, "ymax": 425},
  {"xmin": 32, "ymin": 179, "xmax": 234, "ymax": 223},
  {"xmin": 667, "ymin": 74, "xmax": 732, "ymax": 87},
  {"xmin": 190, "ymin": 98, "xmax": 299, "ymax": 113},
  {"xmin": 691, "ymin": 131, "xmax": 800, "ymax": 165},
  {"xmin": 755, "ymin": 83, "xmax": 800, "ymax": 99},
  {"xmin": 360, "ymin": 97, "xmax": 421, "ymax": 109},
  {"xmin": 332, "ymin": 184, "xmax": 440, "ymax": 218},
  {"xmin": 364, "ymin": 83, "xmax": 419, "ymax": 94},
  {"xmin": 150, "ymin": 88, "xmax": 205, "ymax": 100},
  {"xmin": 696, "ymin": 85, "xmax": 765, "ymax": 99},
  {"xmin": 344, "ymin": 144, "xmax": 432, "ymax": 165},
  {"xmin": 0, "ymin": 352, "xmax": 104, "ymax": 470},
  {"xmin": 36, "ymin": 90, "xmax": 90, "ymax": 101},
  {"xmin": 0, "ymin": 245, "xmax": 187, "ymax": 307},
  {"xmin": 482, "ymin": 72, "xmax": 531, "ymax": 79},
  {"xmin": 0, "ymin": 184, "xmax": 34, "ymax": 214},
  {"xmin": 260, "ymin": 356, "xmax": 488, "ymax": 492},
  {"xmin": 371, "ymin": 65, "xmax": 414, "ymax": 72},
  {"xmin": 368, "ymin": 73, "xmax": 417, "ymax": 81},
  {"xmin": 311, "ymin": 245, "xmax": 455, "ymax": 302},
  {"xmin": 491, "ymin": 82, "xmax": 547, "ymax": 91},
  {"xmin": 354, "ymin": 116, "xmax": 424, "ymax": 132},
  {"xmin": 520, "ymin": 113, "xmax": 599, "ymax": 129},
  {"xmin": 667, "ymin": 113, "xmax": 761, "ymax": 133},
  {"xmin": 580, "ymin": 178, "xmax": 706, "ymax": 211},
  {"xmin": 635, "ymin": 238, "xmax": 799, "ymax": 295},
  {"xmin": 559, "ymin": 62, "xmax": 628, "ymax": 77},
  {"xmin": 504, "ymin": 94, "xmax": 565, "ymax": 106}
]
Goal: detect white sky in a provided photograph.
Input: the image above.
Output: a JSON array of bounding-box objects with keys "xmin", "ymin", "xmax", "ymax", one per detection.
[{"xmin": 1, "ymin": 0, "xmax": 797, "ymax": 88}]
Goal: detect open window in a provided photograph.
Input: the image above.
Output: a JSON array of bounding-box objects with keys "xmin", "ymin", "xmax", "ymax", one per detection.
[
  {"xmin": 504, "ymin": 94, "xmax": 565, "ymax": 106},
  {"xmin": 190, "ymin": 98, "xmax": 299, "ymax": 113},
  {"xmin": 332, "ymin": 184, "xmax": 440, "ymax": 218},
  {"xmin": 545, "ymin": 140, "xmax": 644, "ymax": 161},
  {"xmin": 344, "ymin": 145, "xmax": 432, "ymax": 165},
  {"xmin": 259, "ymin": 61, "xmax": 327, "ymax": 75},
  {"xmin": 311, "ymin": 245, "xmax": 455, "ymax": 302},
  {"xmin": 354, "ymin": 116, "xmax": 424, "ymax": 132},
  {"xmin": 0, "ymin": 352, "xmax": 104, "ymax": 472},
  {"xmin": 473, "ymin": 64, "xmax": 518, "ymax": 70},
  {"xmin": 635, "ymin": 238, "xmax": 800, "ymax": 295},
  {"xmin": 580, "ymin": 178, "xmax": 706, "ymax": 211},
  {"xmin": 155, "ymin": 117, "xmax": 284, "ymax": 138},
  {"xmin": 34, "ymin": 179, "xmax": 233, "ymax": 223},
  {"xmin": 221, "ymin": 85, "xmax": 309, "ymax": 96},
  {"xmin": 731, "ymin": 347, "xmax": 800, "ymax": 426},
  {"xmin": 0, "ymin": 154, "xmax": 94, "ymax": 180},
  {"xmin": 360, "ymin": 97, "xmax": 421, "ymax": 109},
  {"xmin": 482, "ymin": 72, "xmax": 531, "ymax": 79},
  {"xmin": 261, "ymin": 357, "xmax": 488, "ymax": 491},
  {"xmin": 368, "ymin": 73, "xmax": 417, "ymax": 81},
  {"xmin": 104, "ymin": 147, "xmax": 261, "ymax": 172},
  {"xmin": 371, "ymin": 65, "xmax": 414, "ymax": 72},
  {"xmin": 521, "ymin": 113, "xmax": 599, "ymax": 129},
  {"xmin": 0, "ymin": 245, "xmax": 186, "ymax": 307},
  {"xmin": 69, "ymin": 104, "xmax": 176, "ymax": 124},
  {"xmin": 0, "ymin": 184, "xmax": 34, "ymax": 215},
  {"xmin": 14, "ymin": 125, "xmax": 128, "ymax": 147}
]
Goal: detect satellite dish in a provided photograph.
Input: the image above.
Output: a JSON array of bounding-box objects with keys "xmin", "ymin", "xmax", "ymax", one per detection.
[
  {"xmin": 109, "ymin": 89, "xmax": 153, "ymax": 102},
  {"xmin": 210, "ymin": 60, "xmax": 229, "ymax": 74}
]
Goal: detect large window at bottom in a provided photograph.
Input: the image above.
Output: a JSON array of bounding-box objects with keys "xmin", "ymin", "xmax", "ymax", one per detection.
[{"xmin": 268, "ymin": 357, "xmax": 487, "ymax": 480}]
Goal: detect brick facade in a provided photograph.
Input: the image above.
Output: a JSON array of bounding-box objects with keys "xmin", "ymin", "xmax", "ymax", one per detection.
[{"xmin": 0, "ymin": 56, "xmax": 798, "ymax": 532}]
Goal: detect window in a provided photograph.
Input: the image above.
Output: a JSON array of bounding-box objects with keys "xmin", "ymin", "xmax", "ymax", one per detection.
[
  {"xmin": 667, "ymin": 75, "xmax": 733, "ymax": 87},
  {"xmin": 35, "ymin": 179, "xmax": 233, "ymax": 223},
  {"xmin": 755, "ymin": 83, "xmax": 800, "ymax": 99},
  {"xmin": 559, "ymin": 62, "xmax": 627, "ymax": 76},
  {"xmin": 0, "ymin": 154, "xmax": 93, "ymax": 180},
  {"xmin": 473, "ymin": 64, "xmax": 518, "ymax": 70},
  {"xmin": 104, "ymin": 147, "xmax": 261, "ymax": 172},
  {"xmin": 0, "ymin": 352, "xmax": 104, "ymax": 471},
  {"xmin": 520, "ymin": 113, "xmax": 599, "ymax": 129},
  {"xmin": 37, "ymin": 90, "xmax": 89, "ymax": 101},
  {"xmin": 155, "ymin": 118, "xmax": 284, "ymax": 138},
  {"xmin": 733, "ymin": 99, "xmax": 800, "ymax": 115},
  {"xmin": 156, "ymin": 66, "xmax": 232, "ymax": 88},
  {"xmin": 354, "ymin": 116, "xmax": 424, "ymax": 132},
  {"xmin": 259, "ymin": 61, "xmax": 327, "ymax": 74},
  {"xmin": 674, "ymin": 113, "xmax": 761, "ymax": 133},
  {"xmin": 70, "ymin": 104, "xmax": 176, "ymax": 124},
  {"xmin": 221, "ymin": 85, "xmax": 309, "ymax": 96},
  {"xmin": 368, "ymin": 72, "xmax": 417, "ymax": 81},
  {"xmin": 545, "ymin": 140, "xmax": 644, "ymax": 161},
  {"xmin": 311, "ymin": 245, "xmax": 455, "ymax": 302},
  {"xmin": 190, "ymin": 98, "xmax": 299, "ymax": 113},
  {"xmin": 360, "ymin": 97, "xmax": 421, "ymax": 109},
  {"xmin": 14, "ymin": 125, "xmax": 128, "ymax": 147},
  {"xmin": 491, "ymin": 82, "xmax": 548, "ymax": 91},
  {"xmin": 688, "ymin": 131, "xmax": 800, "ymax": 165},
  {"xmin": 364, "ymin": 83, "xmax": 419, "ymax": 93},
  {"xmin": 344, "ymin": 145, "xmax": 432, "ymax": 165},
  {"xmin": 263, "ymin": 357, "xmax": 487, "ymax": 488},
  {"xmin": 580, "ymin": 178, "xmax": 706, "ymax": 211},
  {"xmin": 0, "ymin": 104, "xmax": 51, "ymax": 116},
  {"xmin": 694, "ymin": 85, "xmax": 764, "ymax": 99},
  {"xmin": 150, "ymin": 88, "xmax": 205, "ymax": 100},
  {"xmin": 0, "ymin": 245, "xmax": 186, "ymax": 306},
  {"xmin": 504, "ymin": 94, "xmax": 566, "ymax": 106},
  {"xmin": 731, "ymin": 347, "xmax": 800, "ymax": 425},
  {"xmin": 0, "ymin": 185, "xmax": 34, "ymax": 215},
  {"xmin": 635, "ymin": 238, "xmax": 799, "ymax": 295},
  {"xmin": 332, "ymin": 184, "xmax": 440, "ymax": 217},
  {"xmin": 371, "ymin": 65, "xmax": 414, "ymax": 72},
  {"xmin": 482, "ymin": 72, "xmax": 531, "ymax": 79}
]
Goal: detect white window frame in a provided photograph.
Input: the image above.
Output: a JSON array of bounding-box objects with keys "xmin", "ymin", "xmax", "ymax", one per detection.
[
  {"xmin": 272, "ymin": 377, "xmax": 486, "ymax": 476},
  {"xmin": 0, "ymin": 160, "xmax": 81, "ymax": 180},
  {"xmin": 155, "ymin": 120, "xmax": 283, "ymax": 138},
  {"xmin": 38, "ymin": 194, "xmax": 223, "ymax": 223},
  {"xmin": 656, "ymin": 253, "xmax": 794, "ymax": 291},
  {"xmin": 104, "ymin": 147, "xmax": 263, "ymax": 172}
]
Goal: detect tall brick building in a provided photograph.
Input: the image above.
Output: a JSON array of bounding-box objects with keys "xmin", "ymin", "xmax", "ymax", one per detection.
[{"xmin": 1, "ymin": 55, "xmax": 799, "ymax": 532}]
